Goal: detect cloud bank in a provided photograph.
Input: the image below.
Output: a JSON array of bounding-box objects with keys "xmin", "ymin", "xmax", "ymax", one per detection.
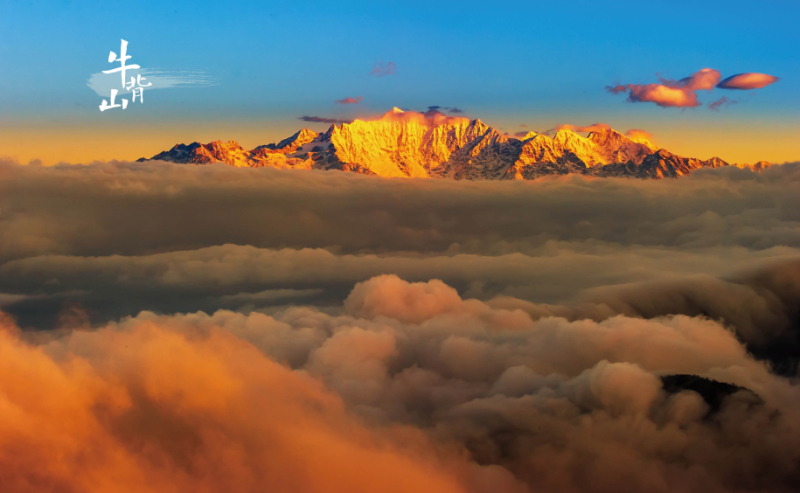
[
  {"xmin": 3, "ymin": 159, "xmax": 800, "ymax": 491},
  {"xmin": 1, "ymin": 272, "xmax": 800, "ymax": 492}
]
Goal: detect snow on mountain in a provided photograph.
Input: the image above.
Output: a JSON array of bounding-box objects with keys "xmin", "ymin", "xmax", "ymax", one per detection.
[{"xmin": 138, "ymin": 108, "xmax": 770, "ymax": 179}]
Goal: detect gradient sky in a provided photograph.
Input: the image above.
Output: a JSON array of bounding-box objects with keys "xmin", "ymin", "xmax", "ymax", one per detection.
[{"xmin": 1, "ymin": 0, "xmax": 798, "ymax": 165}]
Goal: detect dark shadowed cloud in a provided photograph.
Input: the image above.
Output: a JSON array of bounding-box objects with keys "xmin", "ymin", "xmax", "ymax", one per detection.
[
  {"xmin": 298, "ymin": 115, "xmax": 352, "ymax": 124},
  {"xmin": 709, "ymin": 96, "xmax": 738, "ymax": 111},
  {"xmin": 427, "ymin": 105, "xmax": 463, "ymax": 114}
]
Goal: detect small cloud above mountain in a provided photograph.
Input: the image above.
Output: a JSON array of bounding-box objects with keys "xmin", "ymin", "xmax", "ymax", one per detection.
[
  {"xmin": 370, "ymin": 61, "xmax": 396, "ymax": 77},
  {"xmin": 427, "ymin": 105, "xmax": 463, "ymax": 114},
  {"xmin": 557, "ymin": 123, "xmax": 612, "ymax": 133},
  {"xmin": 717, "ymin": 73, "xmax": 779, "ymax": 90},
  {"xmin": 381, "ymin": 107, "xmax": 469, "ymax": 126},
  {"xmin": 709, "ymin": 96, "xmax": 738, "ymax": 111},
  {"xmin": 298, "ymin": 115, "xmax": 352, "ymax": 124},
  {"xmin": 335, "ymin": 96, "xmax": 363, "ymax": 105},
  {"xmin": 625, "ymin": 129, "xmax": 655, "ymax": 143}
]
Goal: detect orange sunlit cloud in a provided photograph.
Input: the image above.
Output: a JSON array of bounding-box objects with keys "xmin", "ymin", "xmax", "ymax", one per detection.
[
  {"xmin": 607, "ymin": 68, "xmax": 722, "ymax": 108},
  {"xmin": 364, "ymin": 107, "xmax": 469, "ymax": 126},
  {"xmin": 0, "ymin": 313, "xmax": 488, "ymax": 493},
  {"xmin": 625, "ymin": 129, "xmax": 656, "ymax": 145},
  {"xmin": 556, "ymin": 122, "xmax": 612, "ymax": 133},
  {"xmin": 717, "ymin": 72, "xmax": 779, "ymax": 90}
]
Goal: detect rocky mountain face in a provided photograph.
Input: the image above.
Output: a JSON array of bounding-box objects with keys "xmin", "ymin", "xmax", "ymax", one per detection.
[{"xmin": 139, "ymin": 108, "xmax": 770, "ymax": 179}]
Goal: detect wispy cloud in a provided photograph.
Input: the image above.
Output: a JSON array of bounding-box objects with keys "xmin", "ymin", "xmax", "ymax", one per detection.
[
  {"xmin": 717, "ymin": 73, "xmax": 779, "ymax": 90},
  {"xmin": 370, "ymin": 61, "xmax": 396, "ymax": 77},
  {"xmin": 298, "ymin": 115, "xmax": 352, "ymax": 124},
  {"xmin": 428, "ymin": 105, "xmax": 463, "ymax": 114},
  {"xmin": 335, "ymin": 96, "xmax": 363, "ymax": 105},
  {"xmin": 708, "ymin": 96, "xmax": 738, "ymax": 111}
]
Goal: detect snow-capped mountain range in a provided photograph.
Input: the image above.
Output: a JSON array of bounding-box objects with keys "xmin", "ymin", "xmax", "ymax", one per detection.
[{"xmin": 138, "ymin": 108, "xmax": 770, "ymax": 179}]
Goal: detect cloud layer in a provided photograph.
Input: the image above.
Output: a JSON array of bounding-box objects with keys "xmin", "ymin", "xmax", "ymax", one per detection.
[{"xmin": 2, "ymin": 158, "xmax": 800, "ymax": 491}]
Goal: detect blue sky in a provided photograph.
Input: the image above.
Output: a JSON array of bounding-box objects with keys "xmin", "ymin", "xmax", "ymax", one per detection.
[{"xmin": 0, "ymin": 0, "xmax": 798, "ymax": 163}]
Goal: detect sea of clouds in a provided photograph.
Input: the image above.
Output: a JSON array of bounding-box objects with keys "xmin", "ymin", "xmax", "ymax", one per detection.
[{"xmin": 1, "ymin": 159, "xmax": 799, "ymax": 492}]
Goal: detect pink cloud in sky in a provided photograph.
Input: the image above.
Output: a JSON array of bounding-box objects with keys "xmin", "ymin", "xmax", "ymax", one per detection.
[
  {"xmin": 335, "ymin": 96, "xmax": 363, "ymax": 105},
  {"xmin": 717, "ymin": 73, "xmax": 779, "ymax": 90},
  {"xmin": 607, "ymin": 68, "xmax": 721, "ymax": 108}
]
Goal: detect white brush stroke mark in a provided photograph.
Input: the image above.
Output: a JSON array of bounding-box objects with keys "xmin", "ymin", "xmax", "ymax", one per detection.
[{"xmin": 87, "ymin": 68, "xmax": 218, "ymax": 96}]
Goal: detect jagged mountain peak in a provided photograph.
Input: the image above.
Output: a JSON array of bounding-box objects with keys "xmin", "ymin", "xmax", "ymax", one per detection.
[{"xmin": 139, "ymin": 107, "xmax": 767, "ymax": 180}]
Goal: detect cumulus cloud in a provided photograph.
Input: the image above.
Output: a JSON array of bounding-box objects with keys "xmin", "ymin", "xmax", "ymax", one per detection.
[
  {"xmin": 370, "ymin": 61, "xmax": 397, "ymax": 77},
  {"xmin": 298, "ymin": 115, "xmax": 353, "ymax": 124},
  {"xmin": 717, "ymin": 73, "xmax": 779, "ymax": 90},
  {"xmin": 1, "ymin": 273, "xmax": 800, "ymax": 492},
  {"xmin": 607, "ymin": 68, "xmax": 722, "ymax": 108},
  {"xmin": 336, "ymin": 96, "xmax": 363, "ymax": 105},
  {"xmin": 0, "ymin": 310, "xmax": 491, "ymax": 493}
]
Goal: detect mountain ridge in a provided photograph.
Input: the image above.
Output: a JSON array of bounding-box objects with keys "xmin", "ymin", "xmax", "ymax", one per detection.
[{"xmin": 138, "ymin": 108, "xmax": 771, "ymax": 179}]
